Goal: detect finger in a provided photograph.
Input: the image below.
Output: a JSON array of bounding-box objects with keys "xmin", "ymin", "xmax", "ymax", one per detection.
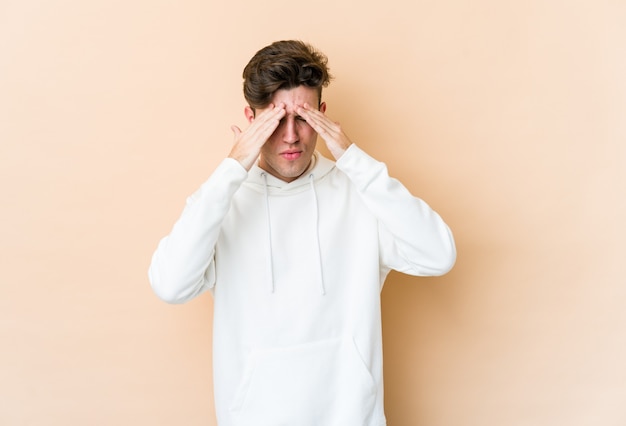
[
  {"xmin": 231, "ymin": 125, "xmax": 242, "ymax": 137},
  {"xmin": 298, "ymin": 106, "xmax": 337, "ymax": 137},
  {"xmin": 242, "ymin": 104, "xmax": 285, "ymax": 146},
  {"xmin": 254, "ymin": 106, "xmax": 284, "ymax": 136},
  {"xmin": 256, "ymin": 104, "xmax": 286, "ymax": 133},
  {"xmin": 253, "ymin": 103, "xmax": 285, "ymax": 128},
  {"xmin": 298, "ymin": 103, "xmax": 331, "ymax": 125}
]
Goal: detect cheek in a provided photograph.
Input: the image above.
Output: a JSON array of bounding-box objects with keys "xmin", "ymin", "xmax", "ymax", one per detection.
[{"xmin": 298, "ymin": 123, "xmax": 316, "ymax": 138}]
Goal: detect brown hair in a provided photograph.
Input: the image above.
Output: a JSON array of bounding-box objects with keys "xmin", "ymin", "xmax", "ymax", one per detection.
[{"xmin": 242, "ymin": 40, "xmax": 332, "ymax": 110}]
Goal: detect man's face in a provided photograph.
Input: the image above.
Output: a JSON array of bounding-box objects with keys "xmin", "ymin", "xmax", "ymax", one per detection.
[{"xmin": 249, "ymin": 86, "xmax": 326, "ymax": 183}]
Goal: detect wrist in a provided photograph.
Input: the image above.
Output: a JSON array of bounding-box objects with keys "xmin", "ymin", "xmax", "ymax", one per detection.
[
  {"xmin": 227, "ymin": 151, "xmax": 257, "ymax": 171},
  {"xmin": 329, "ymin": 142, "xmax": 352, "ymax": 160}
]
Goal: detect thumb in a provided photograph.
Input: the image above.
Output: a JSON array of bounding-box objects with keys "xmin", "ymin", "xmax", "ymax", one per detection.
[{"xmin": 230, "ymin": 125, "xmax": 242, "ymax": 138}]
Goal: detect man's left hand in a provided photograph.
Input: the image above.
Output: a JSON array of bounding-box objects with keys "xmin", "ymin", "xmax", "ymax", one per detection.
[{"xmin": 297, "ymin": 103, "xmax": 353, "ymax": 160}]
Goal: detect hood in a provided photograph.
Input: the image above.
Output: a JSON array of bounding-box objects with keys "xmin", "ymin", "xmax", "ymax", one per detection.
[{"xmin": 243, "ymin": 151, "xmax": 336, "ymax": 194}]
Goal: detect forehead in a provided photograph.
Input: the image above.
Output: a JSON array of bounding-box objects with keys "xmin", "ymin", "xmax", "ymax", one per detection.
[{"xmin": 269, "ymin": 86, "xmax": 319, "ymax": 113}]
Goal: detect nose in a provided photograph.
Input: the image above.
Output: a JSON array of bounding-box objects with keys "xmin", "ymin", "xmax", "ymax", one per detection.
[{"xmin": 282, "ymin": 117, "xmax": 299, "ymax": 144}]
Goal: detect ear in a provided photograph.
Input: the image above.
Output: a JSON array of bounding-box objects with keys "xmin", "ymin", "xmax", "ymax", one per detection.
[
  {"xmin": 319, "ymin": 102, "xmax": 327, "ymax": 113},
  {"xmin": 244, "ymin": 106, "xmax": 255, "ymax": 123}
]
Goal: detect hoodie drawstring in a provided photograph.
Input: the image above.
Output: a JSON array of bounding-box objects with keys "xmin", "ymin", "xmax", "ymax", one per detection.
[
  {"xmin": 309, "ymin": 174, "xmax": 326, "ymax": 295},
  {"xmin": 260, "ymin": 172, "xmax": 326, "ymax": 295}
]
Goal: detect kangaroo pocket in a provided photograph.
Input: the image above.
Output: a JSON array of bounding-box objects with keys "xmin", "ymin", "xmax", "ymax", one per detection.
[{"xmin": 229, "ymin": 337, "xmax": 377, "ymax": 426}]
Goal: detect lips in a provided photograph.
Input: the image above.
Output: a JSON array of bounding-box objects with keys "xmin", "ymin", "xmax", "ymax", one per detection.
[{"xmin": 281, "ymin": 151, "xmax": 302, "ymax": 160}]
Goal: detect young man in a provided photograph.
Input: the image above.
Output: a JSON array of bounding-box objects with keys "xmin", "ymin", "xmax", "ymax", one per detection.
[{"xmin": 149, "ymin": 40, "xmax": 456, "ymax": 426}]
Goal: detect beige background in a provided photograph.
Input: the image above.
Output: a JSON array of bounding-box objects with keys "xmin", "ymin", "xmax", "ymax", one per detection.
[{"xmin": 1, "ymin": 0, "xmax": 625, "ymax": 425}]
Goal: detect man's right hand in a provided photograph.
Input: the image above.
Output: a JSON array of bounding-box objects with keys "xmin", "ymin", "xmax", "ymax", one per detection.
[{"xmin": 228, "ymin": 103, "xmax": 286, "ymax": 171}]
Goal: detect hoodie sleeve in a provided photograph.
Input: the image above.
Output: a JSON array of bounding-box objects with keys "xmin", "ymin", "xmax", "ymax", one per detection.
[
  {"xmin": 148, "ymin": 158, "xmax": 248, "ymax": 304},
  {"xmin": 335, "ymin": 144, "xmax": 456, "ymax": 277}
]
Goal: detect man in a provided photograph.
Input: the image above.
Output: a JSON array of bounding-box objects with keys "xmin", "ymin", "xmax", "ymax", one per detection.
[{"xmin": 149, "ymin": 40, "xmax": 456, "ymax": 426}]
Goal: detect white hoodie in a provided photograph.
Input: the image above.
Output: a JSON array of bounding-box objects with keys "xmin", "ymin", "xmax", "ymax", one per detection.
[{"xmin": 149, "ymin": 144, "xmax": 456, "ymax": 426}]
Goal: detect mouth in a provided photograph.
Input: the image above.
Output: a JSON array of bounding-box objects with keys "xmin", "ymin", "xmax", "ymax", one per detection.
[{"xmin": 280, "ymin": 151, "xmax": 302, "ymax": 161}]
